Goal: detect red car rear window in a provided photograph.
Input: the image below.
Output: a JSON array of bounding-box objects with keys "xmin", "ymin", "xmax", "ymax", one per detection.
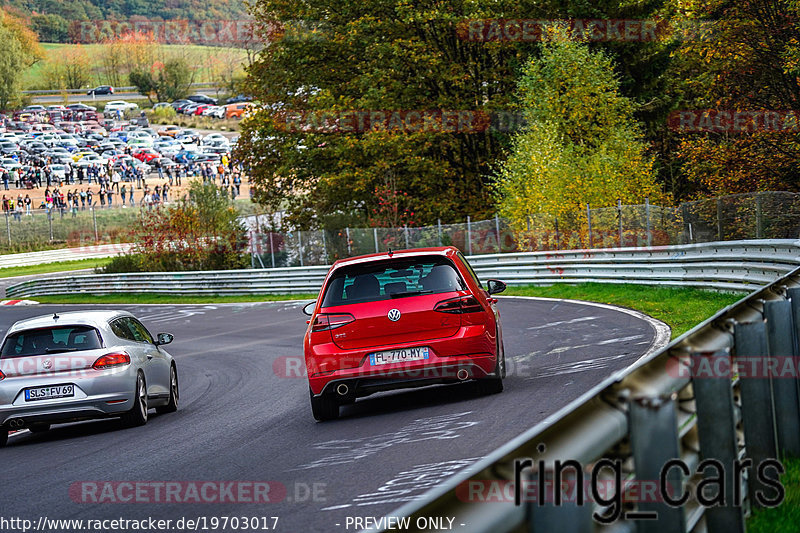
[{"xmin": 321, "ymin": 257, "xmax": 466, "ymax": 307}]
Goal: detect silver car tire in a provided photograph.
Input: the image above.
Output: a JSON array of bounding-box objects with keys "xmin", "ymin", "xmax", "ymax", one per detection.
[
  {"xmin": 156, "ymin": 365, "xmax": 179, "ymax": 414},
  {"xmin": 121, "ymin": 372, "xmax": 148, "ymax": 427}
]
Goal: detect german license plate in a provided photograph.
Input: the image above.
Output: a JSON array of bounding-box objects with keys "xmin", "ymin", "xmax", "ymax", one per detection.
[
  {"xmin": 369, "ymin": 347, "xmax": 430, "ymax": 366},
  {"xmin": 24, "ymin": 384, "xmax": 75, "ymax": 402}
]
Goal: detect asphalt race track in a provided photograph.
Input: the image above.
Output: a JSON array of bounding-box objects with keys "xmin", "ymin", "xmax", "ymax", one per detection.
[{"xmin": 0, "ymin": 298, "xmax": 669, "ymax": 532}]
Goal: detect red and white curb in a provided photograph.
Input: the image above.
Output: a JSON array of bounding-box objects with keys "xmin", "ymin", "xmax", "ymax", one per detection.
[{"xmin": 1, "ymin": 300, "xmax": 39, "ymax": 306}]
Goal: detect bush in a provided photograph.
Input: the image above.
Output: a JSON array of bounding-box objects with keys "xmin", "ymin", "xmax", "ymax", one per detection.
[
  {"xmin": 99, "ymin": 253, "xmax": 144, "ymax": 273},
  {"xmin": 150, "ymin": 106, "xmax": 177, "ymax": 120},
  {"xmin": 99, "ymin": 182, "xmax": 249, "ymax": 273}
]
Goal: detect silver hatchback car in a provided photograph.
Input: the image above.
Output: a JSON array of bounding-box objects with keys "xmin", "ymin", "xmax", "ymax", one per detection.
[{"xmin": 0, "ymin": 310, "xmax": 179, "ymax": 446}]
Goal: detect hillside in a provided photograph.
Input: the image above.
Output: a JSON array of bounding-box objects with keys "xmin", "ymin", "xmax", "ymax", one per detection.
[{"xmin": 3, "ymin": 0, "xmax": 250, "ymax": 42}]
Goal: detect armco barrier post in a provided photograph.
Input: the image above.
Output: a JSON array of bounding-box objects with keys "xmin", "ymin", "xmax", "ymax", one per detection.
[
  {"xmin": 691, "ymin": 349, "xmax": 746, "ymax": 533},
  {"xmin": 529, "ymin": 469, "xmax": 593, "ymax": 533},
  {"xmin": 617, "ymin": 199, "xmax": 623, "ymax": 246},
  {"xmin": 645, "ymin": 197, "xmax": 652, "ymax": 247},
  {"xmin": 629, "ymin": 395, "xmax": 684, "ymax": 533},
  {"xmin": 733, "ymin": 321, "xmax": 778, "ymax": 508},
  {"xmin": 764, "ymin": 299, "xmax": 800, "ymax": 456}
]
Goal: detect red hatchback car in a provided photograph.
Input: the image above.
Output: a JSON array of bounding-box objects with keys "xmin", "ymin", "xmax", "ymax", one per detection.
[{"xmin": 302, "ymin": 247, "xmax": 507, "ymax": 421}]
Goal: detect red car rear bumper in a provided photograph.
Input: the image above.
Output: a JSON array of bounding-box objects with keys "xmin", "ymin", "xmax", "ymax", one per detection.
[{"xmin": 305, "ymin": 327, "xmax": 497, "ymax": 396}]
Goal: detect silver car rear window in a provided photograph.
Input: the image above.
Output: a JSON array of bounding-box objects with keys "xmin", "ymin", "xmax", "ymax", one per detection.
[{"xmin": 1, "ymin": 326, "xmax": 103, "ymax": 358}]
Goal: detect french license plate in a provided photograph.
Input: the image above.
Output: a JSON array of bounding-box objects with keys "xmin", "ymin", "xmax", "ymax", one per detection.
[
  {"xmin": 369, "ymin": 347, "xmax": 430, "ymax": 366},
  {"xmin": 24, "ymin": 384, "xmax": 75, "ymax": 402}
]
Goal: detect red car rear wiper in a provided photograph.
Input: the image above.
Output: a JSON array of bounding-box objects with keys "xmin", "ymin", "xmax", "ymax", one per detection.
[{"xmin": 389, "ymin": 290, "xmax": 433, "ymax": 298}]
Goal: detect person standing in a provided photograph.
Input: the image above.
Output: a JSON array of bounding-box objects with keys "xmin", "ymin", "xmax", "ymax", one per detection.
[
  {"xmin": 2, "ymin": 169, "xmax": 8, "ymax": 190},
  {"xmin": 14, "ymin": 196, "xmax": 23, "ymax": 221},
  {"xmin": 129, "ymin": 185, "xmax": 134, "ymax": 206},
  {"xmin": 120, "ymin": 184, "xmax": 127, "ymax": 206},
  {"xmin": 99, "ymin": 184, "xmax": 106, "ymax": 207},
  {"xmin": 24, "ymin": 194, "xmax": 31, "ymax": 215},
  {"xmin": 80, "ymin": 188, "xmax": 86, "ymax": 209},
  {"xmin": 86, "ymin": 188, "xmax": 93, "ymax": 207},
  {"xmin": 106, "ymin": 186, "xmax": 113, "ymax": 206}
]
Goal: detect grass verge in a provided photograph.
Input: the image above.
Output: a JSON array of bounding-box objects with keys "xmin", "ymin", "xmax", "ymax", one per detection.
[
  {"xmin": 0, "ymin": 258, "xmax": 113, "ymax": 278},
  {"xmin": 33, "ymin": 293, "xmax": 318, "ymax": 305},
  {"xmin": 748, "ymin": 457, "xmax": 800, "ymax": 532},
  {"xmin": 504, "ymin": 283, "xmax": 744, "ymax": 338}
]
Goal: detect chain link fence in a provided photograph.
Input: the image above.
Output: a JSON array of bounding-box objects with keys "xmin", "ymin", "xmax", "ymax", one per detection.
[
  {"xmin": 248, "ymin": 192, "xmax": 800, "ymax": 268},
  {"xmin": 4, "ymin": 191, "xmax": 799, "ymax": 263}
]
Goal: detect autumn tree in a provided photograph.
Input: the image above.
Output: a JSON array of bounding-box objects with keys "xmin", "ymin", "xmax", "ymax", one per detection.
[
  {"xmin": 496, "ymin": 32, "xmax": 668, "ymax": 232},
  {"xmin": 103, "ymin": 181, "xmax": 248, "ymax": 273},
  {"xmin": 666, "ymin": 0, "xmax": 800, "ymax": 195},
  {"xmin": 237, "ymin": 0, "xmax": 670, "ymax": 229},
  {"xmin": 0, "ymin": 10, "xmax": 43, "ymax": 109}
]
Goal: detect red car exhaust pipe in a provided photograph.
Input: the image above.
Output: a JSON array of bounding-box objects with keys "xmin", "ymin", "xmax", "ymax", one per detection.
[
  {"xmin": 336, "ymin": 383, "xmax": 350, "ymax": 396},
  {"xmin": 457, "ymin": 369, "xmax": 469, "ymax": 381}
]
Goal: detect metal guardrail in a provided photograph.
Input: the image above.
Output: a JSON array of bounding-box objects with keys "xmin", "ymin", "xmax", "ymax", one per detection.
[
  {"xmin": 21, "ymin": 82, "xmax": 218, "ymax": 96},
  {"xmin": 373, "ymin": 268, "xmax": 800, "ymax": 532},
  {"xmin": 0, "ymin": 244, "xmax": 132, "ymax": 269},
  {"xmin": 6, "ymin": 240, "xmax": 799, "ymax": 298}
]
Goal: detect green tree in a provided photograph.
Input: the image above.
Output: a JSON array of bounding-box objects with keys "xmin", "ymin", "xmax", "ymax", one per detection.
[
  {"xmin": 0, "ymin": 25, "xmax": 25, "ymax": 110},
  {"xmin": 129, "ymin": 58, "xmax": 193, "ymax": 104},
  {"xmin": 0, "ymin": 9, "xmax": 43, "ymax": 109},
  {"xmin": 31, "ymin": 13, "xmax": 69, "ymax": 43},
  {"xmin": 496, "ymin": 33, "xmax": 667, "ymax": 232}
]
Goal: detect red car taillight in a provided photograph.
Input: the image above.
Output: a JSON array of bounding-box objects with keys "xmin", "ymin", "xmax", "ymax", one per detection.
[
  {"xmin": 92, "ymin": 352, "xmax": 131, "ymax": 370},
  {"xmin": 434, "ymin": 295, "xmax": 484, "ymax": 314},
  {"xmin": 311, "ymin": 313, "xmax": 356, "ymax": 332},
  {"xmin": 0, "ymin": 369, "xmax": 5, "ymax": 381}
]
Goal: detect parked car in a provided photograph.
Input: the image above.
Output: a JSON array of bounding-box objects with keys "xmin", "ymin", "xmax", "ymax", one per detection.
[
  {"xmin": 87, "ymin": 86, "xmax": 114, "ymax": 96},
  {"xmin": 302, "ymin": 246, "xmax": 507, "ymax": 421},
  {"xmin": 67, "ymin": 103, "xmax": 98, "ymax": 112},
  {"xmin": 158, "ymin": 125, "xmax": 181, "ymax": 137},
  {"xmin": 225, "ymin": 94, "xmax": 251, "ymax": 105},
  {"xmin": 104, "ymin": 101, "xmax": 140, "ymax": 114},
  {"xmin": 187, "ymin": 94, "xmax": 218, "ymax": 106},
  {"xmin": 225, "ymin": 102, "xmax": 254, "ymax": 119},
  {"xmin": 0, "ymin": 310, "xmax": 179, "ymax": 446}
]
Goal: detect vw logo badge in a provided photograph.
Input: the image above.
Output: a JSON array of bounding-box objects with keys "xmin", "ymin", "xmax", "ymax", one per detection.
[
  {"xmin": 388, "ymin": 309, "xmax": 401, "ymax": 322},
  {"xmin": 42, "ymin": 359, "xmax": 52, "ymax": 369}
]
